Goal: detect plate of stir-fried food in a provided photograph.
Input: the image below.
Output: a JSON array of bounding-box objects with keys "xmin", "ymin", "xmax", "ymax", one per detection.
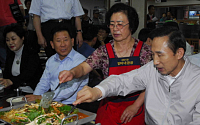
[{"xmin": 0, "ymin": 102, "xmax": 94, "ymax": 125}]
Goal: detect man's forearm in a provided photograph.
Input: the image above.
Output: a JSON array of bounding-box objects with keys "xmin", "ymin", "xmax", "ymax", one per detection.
[
  {"xmin": 75, "ymin": 16, "xmax": 82, "ymax": 30},
  {"xmin": 132, "ymin": 91, "xmax": 145, "ymax": 109},
  {"xmin": 70, "ymin": 62, "xmax": 92, "ymax": 79},
  {"xmin": 33, "ymin": 15, "xmax": 43, "ymax": 38}
]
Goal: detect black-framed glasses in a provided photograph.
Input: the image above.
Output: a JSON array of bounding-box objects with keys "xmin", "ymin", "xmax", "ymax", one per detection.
[{"xmin": 107, "ymin": 23, "xmax": 129, "ymax": 29}]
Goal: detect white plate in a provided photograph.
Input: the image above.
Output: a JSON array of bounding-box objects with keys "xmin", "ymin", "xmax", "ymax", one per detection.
[{"xmin": 6, "ymin": 97, "xmax": 23, "ymax": 103}]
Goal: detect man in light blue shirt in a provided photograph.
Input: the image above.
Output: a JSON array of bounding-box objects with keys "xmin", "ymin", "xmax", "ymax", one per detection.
[
  {"xmin": 25, "ymin": 25, "xmax": 88, "ymax": 104},
  {"xmin": 29, "ymin": 0, "xmax": 84, "ymax": 57}
]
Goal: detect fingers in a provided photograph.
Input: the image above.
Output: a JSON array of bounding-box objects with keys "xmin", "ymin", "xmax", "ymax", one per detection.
[
  {"xmin": 58, "ymin": 71, "xmax": 67, "ymax": 83},
  {"xmin": 59, "ymin": 71, "xmax": 68, "ymax": 83},
  {"xmin": 0, "ymin": 79, "xmax": 6, "ymax": 86},
  {"xmin": 73, "ymin": 86, "xmax": 94, "ymax": 105},
  {"xmin": 25, "ymin": 95, "xmax": 40, "ymax": 102},
  {"xmin": 121, "ymin": 111, "xmax": 134, "ymax": 124},
  {"xmin": 25, "ymin": 95, "xmax": 33, "ymax": 101},
  {"xmin": 0, "ymin": 78, "xmax": 4, "ymax": 83},
  {"xmin": 38, "ymin": 37, "xmax": 47, "ymax": 48},
  {"xmin": 59, "ymin": 71, "xmax": 73, "ymax": 83},
  {"xmin": 77, "ymin": 40, "xmax": 83, "ymax": 47},
  {"xmin": 73, "ymin": 87, "xmax": 89, "ymax": 105},
  {"xmin": 40, "ymin": 42, "xmax": 47, "ymax": 48}
]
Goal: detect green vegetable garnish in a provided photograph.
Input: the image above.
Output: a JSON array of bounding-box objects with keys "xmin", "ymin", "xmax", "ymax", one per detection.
[
  {"xmin": 57, "ymin": 105, "xmax": 71, "ymax": 113},
  {"xmin": 28, "ymin": 111, "xmax": 44, "ymax": 121},
  {"xmin": 15, "ymin": 113, "xmax": 27, "ymax": 117},
  {"xmin": 11, "ymin": 118, "xmax": 17, "ymax": 123},
  {"xmin": 72, "ymin": 109, "xmax": 79, "ymax": 114},
  {"xmin": 48, "ymin": 106, "xmax": 54, "ymax": 112},
  {"xmin": 19, "ymin": 119, "xmax": 29, "ymax": 122},
  {"xmin": 0, "ymin": 111, "xmax": 5, "ymax": 116},
  {"xmin": 17, "ymin": 123, "xmax": 25, "ymax": 125},
  {"xmin": 37, "ymin": 116, "xmax": 46, "ymax": 124}
]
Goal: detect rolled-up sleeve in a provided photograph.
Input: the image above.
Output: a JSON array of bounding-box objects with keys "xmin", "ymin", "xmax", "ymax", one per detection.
[
  {"xmin": 29, "ymin": 0, "xmax": 41, "ymax": 16},
  {"xmin": 72, "ymin": 0, "xmax": 84, "ymax": 17}
]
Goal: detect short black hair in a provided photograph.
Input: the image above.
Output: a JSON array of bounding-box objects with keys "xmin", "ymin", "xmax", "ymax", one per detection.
[
  {"xmin": 150, "ymin": 26, "xmax": 186, "ymax": 54},
  {"xmin": 98, "ymin": 25, "xmax": 110, "ymax": 33},
  {"xmin": 3, "ymin": 23, "xmax": 25, "ymax": 43},
  {"xmin": 163, "ymin": 22, "xmax": 179, "ymax": 30},
  {"xmin": 138, "ymin": 28, "xmax": 153, "ymax": 42},
  {"xmin": 24, "ymin": 0, "xmax": 31, "ymax": 5},
  {"xmin": 105, "ymin": 3, "xmax": 139, "ymax": 35},
  {"xmin": 82, "ymin": 25, "xmax": 98, "ymax": 41},
  {"xmin": 50, "ymin": 24, "xmax": 74, "ymax": 41},
  {"xmin": 148, "ymin": 5, "xmax": 154, "ymax": 10},
  {"xmin": 83, "ymin": 8, "xmax": 88, "ymax": 14}
]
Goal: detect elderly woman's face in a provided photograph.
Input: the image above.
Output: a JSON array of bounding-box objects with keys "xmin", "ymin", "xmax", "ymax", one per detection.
[
  {"xmin": 6, "ymin": 32, "xmax": 24, "ymax": 52},
  {"xmin": 109, "ymin": 12, "xmax": 131, "ymax": 42}
]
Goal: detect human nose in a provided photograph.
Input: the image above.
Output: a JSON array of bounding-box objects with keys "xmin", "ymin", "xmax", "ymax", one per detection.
[
  {"xmin": 153, "ymin": 55, "xmax": 160, "ymax": 66},
  {"xmin": 113, "ymin": 24, "xmax": 118, "ymax": 30},
  {"xmin": 8, "ymin": 40, "xmax": 13, "ymax": 45},
  {"xmin": 60, "ymin": 40, "xmax": 66, "ymax": 46}
]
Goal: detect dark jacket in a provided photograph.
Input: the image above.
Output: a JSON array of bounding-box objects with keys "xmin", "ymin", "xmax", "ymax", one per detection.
[
  {"xmin": 147, "ymin": 14, "xmax": 156, "ymax": 29},
  {"xmin": 3, "ymin": 45, "xmax": 43, "ymax": 90}
]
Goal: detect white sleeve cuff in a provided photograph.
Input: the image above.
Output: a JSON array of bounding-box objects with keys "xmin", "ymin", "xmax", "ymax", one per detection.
[{"xmin": 95, "ymin": 86, "xmax": 106, "ymax": 101}]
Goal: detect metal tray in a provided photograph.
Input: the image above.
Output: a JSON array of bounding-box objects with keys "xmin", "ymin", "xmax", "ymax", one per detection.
[{"xmin": 0, "ymin": 103, "xmax": 96, "ymax": 125}]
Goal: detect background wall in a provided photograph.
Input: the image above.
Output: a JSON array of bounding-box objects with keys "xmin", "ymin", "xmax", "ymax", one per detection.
[{"xmin": 131, "ymin": 0, "xmax": 146, "ymax": 38}]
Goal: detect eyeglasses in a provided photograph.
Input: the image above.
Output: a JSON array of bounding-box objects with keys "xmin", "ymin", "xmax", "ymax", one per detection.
[{"xmin": 108, "ymin": 23, "xmax": 129, "ymax": 29}]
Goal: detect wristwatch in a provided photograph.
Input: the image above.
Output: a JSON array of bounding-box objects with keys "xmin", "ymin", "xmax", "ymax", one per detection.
[{"xmin": 76, "ymin": 30, "xmax": 82, "ymax": 33}]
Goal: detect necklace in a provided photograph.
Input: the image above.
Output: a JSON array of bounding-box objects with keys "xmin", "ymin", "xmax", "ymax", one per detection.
[
  {"xmin": 114, "ymin": 38, "xmax": 135, "ymax": 57},
  {"xmin": 16, "ymin": 56, "xmax": 22, "ymax": 65},
  {"xmin": 115, "ymin": 46, "xmax": 132, "ymax": 57}
]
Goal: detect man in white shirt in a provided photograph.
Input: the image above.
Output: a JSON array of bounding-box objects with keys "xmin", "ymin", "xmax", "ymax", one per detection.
[
  {"xmin": 29, "ymin": 0, "xmax": 84, "ymax": 57},
  {"xmin": 68, "ymin": 26, "xmax": 200, "ymax": 125}
]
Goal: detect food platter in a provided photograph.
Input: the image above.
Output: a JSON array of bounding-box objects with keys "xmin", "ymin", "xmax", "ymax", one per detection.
[{"xmin": 0, "ymin": 102, "xmax": 96, "ymax": 125}]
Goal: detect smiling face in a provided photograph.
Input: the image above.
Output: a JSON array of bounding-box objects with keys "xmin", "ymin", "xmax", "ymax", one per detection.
[
  {"xmin": 50, "ymin": 31, "xmax": 74, "ymax": 60},
  {"xmin": 110, "ymin": 12, "xmax": 132, "ymax": 42},
  {"xmin": 151, "ymin": 36, "xmax": 184, "ymax": 77},
  {"xmin": 6, "ymin": 32, "xmax": 24, "ymax": 52}
]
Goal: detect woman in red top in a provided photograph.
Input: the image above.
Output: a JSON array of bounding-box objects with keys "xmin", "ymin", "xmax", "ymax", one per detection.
[{"xmin": 59, "ymin": 3, "xmax": 152, "ymax": 125}]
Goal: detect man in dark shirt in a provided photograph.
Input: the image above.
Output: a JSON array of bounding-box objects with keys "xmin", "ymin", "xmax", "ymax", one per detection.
[{"xmin": 147, "ymin": 5, "xmax": 157, "ymax": 29}]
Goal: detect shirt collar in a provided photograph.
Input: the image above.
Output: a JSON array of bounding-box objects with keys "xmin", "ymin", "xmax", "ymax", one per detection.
[
  {"xmin": 14, "ymin": 44, "xmax": 24, "ymax": 57},
  {"xmin": 54, "ymin": 48, "xmax": 75, "ymax": 62},
  {"xmin": 163, "ymin": 56, "xmax": 186, "ymax": 80},
  {"xmin": 148, "ymin": 14, "xmax": 154, "ymax": 17}
]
